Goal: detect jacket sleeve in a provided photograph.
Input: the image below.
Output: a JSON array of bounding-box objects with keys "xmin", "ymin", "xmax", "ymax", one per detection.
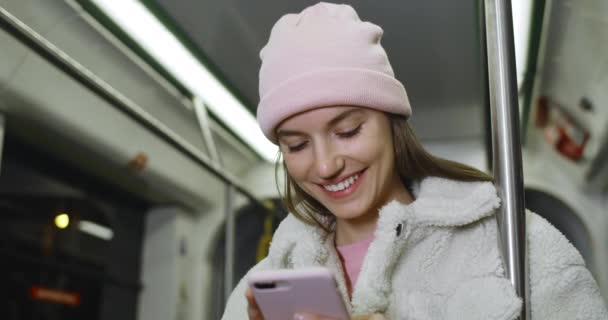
[
  {"xmin": 221, "ymin": 258, "xmax": 271, "ymax": 320},
  {"xmin": 527, "ymin": 211, "xmax": 608, "ymax": 319}
]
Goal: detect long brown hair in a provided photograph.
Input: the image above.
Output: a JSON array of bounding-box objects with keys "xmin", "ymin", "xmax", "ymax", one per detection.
[{"xmin": 275, "ymin": 113, "xmax": 493, "ymax": 231}]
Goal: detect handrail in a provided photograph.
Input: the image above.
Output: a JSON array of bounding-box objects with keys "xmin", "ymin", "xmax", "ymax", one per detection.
[
  {"xmin": 0, "ymin": 5, "xmax": 265, "ymax": 209},
  {"xmin": 193, "ymin": 96, "xmax": 222, "ymax": 165},
  {"xmin": 224, "ymin": 184, "xmax": 236, "ymax": 301},
  {"xmin": 484, "ymin": 0, "xmax": 530, "ymax": 319}
]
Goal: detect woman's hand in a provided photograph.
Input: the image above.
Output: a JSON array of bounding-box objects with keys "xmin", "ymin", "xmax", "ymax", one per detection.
[
  {"xmin": 245, "ymin": 288, "xmax": 264, "ymax": 320},
  {"xmin": 293, "ymin": 312, "xmax": 385, "ymax": 320}
]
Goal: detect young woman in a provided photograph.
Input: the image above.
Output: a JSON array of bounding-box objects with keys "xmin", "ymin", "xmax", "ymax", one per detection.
[{"xmin": 222, "ymin": 3, "xmax": 607, "ymax": 319}]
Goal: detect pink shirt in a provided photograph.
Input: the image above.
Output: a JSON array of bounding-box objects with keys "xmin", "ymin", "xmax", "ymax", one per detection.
[{"xmin": 336, "ymin": 234, "xmax": 375, "ymax": 294}]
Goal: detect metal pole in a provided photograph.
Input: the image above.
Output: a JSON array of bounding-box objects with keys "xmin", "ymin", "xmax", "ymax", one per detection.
[
  {"xmin": 193, "ymin": 96, "xmax": 222, "ymax": 165},
  {"xmin": 484, "ymin": 0, "xmax": 530, "ymax": 319},
  {"xmin": 224, "ymin": 184, "xmax": 236, "ymax": 301},
  {"xmin": 0, "ymin": 114, "xmax": 5, "ymax": 175}
]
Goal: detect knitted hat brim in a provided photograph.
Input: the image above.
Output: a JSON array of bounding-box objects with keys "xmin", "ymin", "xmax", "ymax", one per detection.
[{"xmin": 257, "ymin": 68, "xmax": 411, "ymax": 144}]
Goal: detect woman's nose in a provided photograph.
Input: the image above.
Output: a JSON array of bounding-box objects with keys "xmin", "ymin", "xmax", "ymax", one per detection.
[{"xmin": 315, "ymin": 148, "xmax": 345, "ymax": 180}]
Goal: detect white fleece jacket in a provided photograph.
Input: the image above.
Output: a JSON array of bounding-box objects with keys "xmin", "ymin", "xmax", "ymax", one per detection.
[{"xmin": 222, "ymin": 177, "xmax": 608, "ymax": 319}]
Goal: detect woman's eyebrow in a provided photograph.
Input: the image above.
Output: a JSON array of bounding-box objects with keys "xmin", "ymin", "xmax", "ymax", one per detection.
[
  {"xmin": 276, "ymin": 129, "xmax": 305, "ymax": 139},
  {"xmin": 276, "ymin": 108, "xmax": 364, "ymax": 139},
  {"xmin": 327, "ymin": 108, "xmax": 364, "ymax": 128}
]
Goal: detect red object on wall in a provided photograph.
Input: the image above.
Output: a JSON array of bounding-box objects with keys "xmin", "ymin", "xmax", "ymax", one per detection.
[
  {"xmin": 535, "ymin": 96, "xmax": 549, "ymax": 127},
  {"xmin": 30, "ymin": 286, "xmax": 81, "ymax": 306},
  {"xmin": 555, "ymin": 125, "xmax": 589, "ymax": 161},
  {"xmin": 538, "ymin": 96, "xmax": 590, "ymax": 162}
]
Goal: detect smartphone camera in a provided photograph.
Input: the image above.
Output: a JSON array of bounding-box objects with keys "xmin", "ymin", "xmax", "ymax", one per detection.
[{"xmin": 253, "ymin": 282, "xmax": 277, "ymax": 290}]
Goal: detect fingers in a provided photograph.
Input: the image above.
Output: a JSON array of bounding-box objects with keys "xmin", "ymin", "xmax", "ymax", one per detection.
[
  {"xmin": 293, "ymin": 312, "xmax": 352, "ymax": 320},
  {"xmin": 245, "ymin": 288, "xmax": 264, "ymax": 320},
  {"xmin": 246, "ymin": 289, "xmax": 384, "ymax": 320},
  {"xmin": 293, "ymin": 312, "xmax": 323, "ymax": 320}
]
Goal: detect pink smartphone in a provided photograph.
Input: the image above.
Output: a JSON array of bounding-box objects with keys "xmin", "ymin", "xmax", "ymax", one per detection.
[{"xmin": 247, "ymin": 267, "xmax": 349, "ymax": 320}]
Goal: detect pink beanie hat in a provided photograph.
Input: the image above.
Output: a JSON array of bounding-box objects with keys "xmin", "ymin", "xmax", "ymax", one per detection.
[{"xmin": 257, "ymin": 2, "xmax": 411, "ymax": 143}]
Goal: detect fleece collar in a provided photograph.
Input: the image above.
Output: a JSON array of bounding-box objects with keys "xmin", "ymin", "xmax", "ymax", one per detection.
[
  {"xmin": 266, "ymin": 176, "xmax": 501, "ymax": 314},
  {"xmin": 405, "ymin": 176, "xmax": 501, "ymax": 227}
]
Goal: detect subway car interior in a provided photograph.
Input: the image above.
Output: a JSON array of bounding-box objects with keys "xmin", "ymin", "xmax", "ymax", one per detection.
[{"xmin": 1, "ymin": 0, "xmax": 607, "ymax": 319}]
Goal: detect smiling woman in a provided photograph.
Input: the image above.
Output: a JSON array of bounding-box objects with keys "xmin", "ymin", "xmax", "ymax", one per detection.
[
  {"xmin": 278, "ymin": 107, "xmax": 413, "ymax": 244},
  {"xmin": 222, "ymin": 2, "xmax": 607, "ymax": 320},
  {"xmin": 278, "ymin": 107, "xmax": 493, "ymax": 237}
]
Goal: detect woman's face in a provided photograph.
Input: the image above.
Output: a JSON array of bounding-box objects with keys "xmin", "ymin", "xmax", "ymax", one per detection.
[{"xmin": 277, "ymin": 106, "xmax": 406, "ymax": 222}]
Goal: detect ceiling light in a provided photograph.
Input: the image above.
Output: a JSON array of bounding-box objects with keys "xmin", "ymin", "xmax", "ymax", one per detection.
[
  {"xmin": 54, "ymin": 213, "xmax": 70, "ymax": 229},
  {"xmin": 78, "ymin": 220, "xmax": 114, "ymax": 241},
  {"xmin": 89, "ymin": 0, "xmax": 277, "ymax": 162}
]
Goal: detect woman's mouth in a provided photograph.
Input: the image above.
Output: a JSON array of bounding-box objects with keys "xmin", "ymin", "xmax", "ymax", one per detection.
[{"xmin": 319, "ymin": 169, "xmax": 366, "ymax": 199}]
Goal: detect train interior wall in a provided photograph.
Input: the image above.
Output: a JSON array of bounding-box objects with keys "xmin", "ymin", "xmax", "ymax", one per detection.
[{"xmin": 0, "ymin": 0, "xmax": 607, "ymax": 319}]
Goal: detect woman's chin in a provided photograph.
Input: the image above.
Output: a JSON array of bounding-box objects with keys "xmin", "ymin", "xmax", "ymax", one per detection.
[{"xmin": 329, "ymin": 206, "xmax": 370, "ymax": 221}]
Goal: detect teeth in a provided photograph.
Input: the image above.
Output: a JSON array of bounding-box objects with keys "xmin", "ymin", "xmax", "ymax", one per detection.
[{"xmin": 324, "ymin": 174, "xmax": 360, "ymax": 192}]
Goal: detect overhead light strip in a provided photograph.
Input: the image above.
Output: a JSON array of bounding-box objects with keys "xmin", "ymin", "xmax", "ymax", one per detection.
[
  {"xmin": 90, "ymin": 0, "xmax": 277, "ymax": 162},
  {"xmin": 79, "ymin": 220, "xmax": 114, "ymax": 241}
]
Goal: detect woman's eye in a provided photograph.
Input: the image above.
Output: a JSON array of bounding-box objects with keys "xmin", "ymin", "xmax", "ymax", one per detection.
[
  {"xmin": 287, "ymin": 141, "xmax": 308, "ymax": 153},
  {"xmin": 337, "ymin": 125, "xmax": 362, "ymax": 138}
]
